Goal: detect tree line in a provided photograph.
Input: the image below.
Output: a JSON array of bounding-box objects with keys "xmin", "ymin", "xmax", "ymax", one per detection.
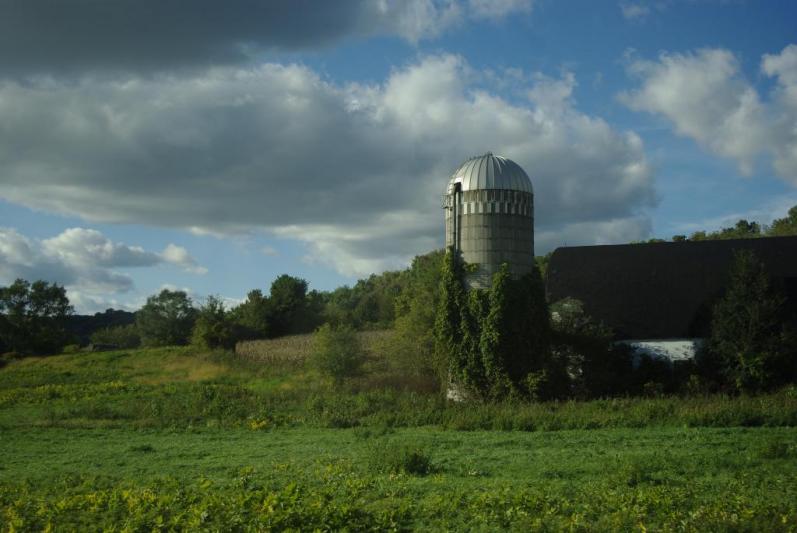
[{"xmin": 2, "ymin": 206, "xmax": 797, "ymax": 397}]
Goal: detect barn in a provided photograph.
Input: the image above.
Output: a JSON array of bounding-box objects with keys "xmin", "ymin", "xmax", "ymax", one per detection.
[{"xmin": 545, "ymin": 236, "xmax": 797, "ymax": 360}]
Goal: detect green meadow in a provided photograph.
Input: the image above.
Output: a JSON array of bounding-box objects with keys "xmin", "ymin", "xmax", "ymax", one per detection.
[{"xmin": 2, "ymin": 340, "xmax": 797, "ymax": 531}]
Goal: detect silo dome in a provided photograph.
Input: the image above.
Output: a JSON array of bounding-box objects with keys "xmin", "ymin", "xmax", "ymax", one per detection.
[
  {"xmin": 443, "ymin": 153, "xmax": 535, "ymax": 288},
  {"xmin": 446, "ymin": 153, "xmax": 533, "ymax": 195}
]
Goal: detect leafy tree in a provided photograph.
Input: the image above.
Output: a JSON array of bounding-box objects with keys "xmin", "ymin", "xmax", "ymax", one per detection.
[
  {"xmin": 311, "ymin": 323, "xmax": 365, "ymax": 386},
  {"xmin": 192, "ymin": 295, "xmax": 236, "ymax": 350},
  {"xmin": 90, "ymin": 323, "xmax": 141, "ymax": 348},
  {"xmin": 230, "ymin": 289, "xmax": 271, "ymax": 339},
  {"xmin": 769, "ymin": 206, "xmax": 797, "ymax": 236},
  {"xmin": 386, "ymin": 251, "xmax": 444, "ymax": 380},
  {"xmin": 136, "ymin": 289, "xmax": 197, "ymax": 347},
  {"xmin": 700, "ymin": 249, "xmax": 797, "ymax": 392},
  {"xmin": 269, "ymin": 275, "xmax": 319, "ymax": 336},
  {"xmin": 0, "ymin": 279, "xmax": 74, "ymax": 355}
]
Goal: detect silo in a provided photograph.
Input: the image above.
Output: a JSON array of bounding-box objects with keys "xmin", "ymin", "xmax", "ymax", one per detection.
[{"xmin": 443, "ymin": 153, "xmax": 534, "ymax": 288}]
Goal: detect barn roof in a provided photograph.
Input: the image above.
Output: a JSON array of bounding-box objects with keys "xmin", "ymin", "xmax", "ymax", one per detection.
[{"xmin": 546, "ymin": 236, "xmax": 797, "ymax": 340}]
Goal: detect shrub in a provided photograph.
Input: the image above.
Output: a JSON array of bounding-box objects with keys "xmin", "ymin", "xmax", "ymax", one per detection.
[
  {"xmin": 368, "ymin": 440, "xmax": 434, "ymax": 475},
  {"xmin": 90, "ymin": 324, "xmax": 141, "ymax": 349},
  {"xmin": 311, "ymin": 324, "xmax": 365, "ymax": 386}
]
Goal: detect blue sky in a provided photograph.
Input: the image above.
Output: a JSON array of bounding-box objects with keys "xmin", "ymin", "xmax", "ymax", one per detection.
[{"xmin": 1, "ymin": 0, "xmax": 796, "ymax": 313}]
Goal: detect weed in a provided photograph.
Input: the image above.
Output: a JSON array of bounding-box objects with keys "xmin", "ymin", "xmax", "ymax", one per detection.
[{"xmin": 367, "ymin": 440, "xmax": 435, "ymax": 475}]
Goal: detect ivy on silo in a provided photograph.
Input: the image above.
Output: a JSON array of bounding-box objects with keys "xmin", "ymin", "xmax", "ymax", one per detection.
[{"xmin": 435, "ymin": 248, "xmax": 555, "ymax": 401}]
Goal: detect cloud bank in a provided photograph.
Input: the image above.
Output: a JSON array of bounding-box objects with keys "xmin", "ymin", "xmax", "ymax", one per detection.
[
  {"xmin": 0, "ymin": 0, "xmax": 533, "ymax": 76},
  {"xmin": 0, "ymin": 54, "xmax": 656, "ymax": 276}
]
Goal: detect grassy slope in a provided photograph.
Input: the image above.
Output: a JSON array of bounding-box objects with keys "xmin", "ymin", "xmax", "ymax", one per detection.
[{"xmin": 2, "ymin": 339, "xmax": 797, "ymax": 530}]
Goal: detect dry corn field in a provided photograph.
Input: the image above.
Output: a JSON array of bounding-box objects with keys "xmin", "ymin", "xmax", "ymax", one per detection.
[{"xmin": 235, "ymin": 330, "xmax": 391, "ymax": 364}]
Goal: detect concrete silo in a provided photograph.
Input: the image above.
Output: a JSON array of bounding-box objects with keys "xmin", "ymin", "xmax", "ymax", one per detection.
[{"xmin": 443, "ymin": 153, "xmax": 534, "ymax": 288}]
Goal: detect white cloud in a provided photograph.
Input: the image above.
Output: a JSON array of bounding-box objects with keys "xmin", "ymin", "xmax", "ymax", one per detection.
[
  {"xmin": 0, "ymin": 227, "xmax": 205, "ymax": 312},
  {"xmin": 467, "ymin": 0, "xmax": 533, "ymax": 20},
  {"xmin": 621, "ymin": 44, "xmax": 797, "ymax": 184},
  {"xmin": 260, "ymin": 246, "xmax": 280, "ymax": 257},
  {"xmin": 620, "ymin": 2, "xmax": 651, "ymax": 21},
  {"xmin": 161, "ymin": 243, "xmax": 208, "ymax": 274},
  {"xmin": 0, "ymin": 55, "xmax": 656, "ymax": 277}
]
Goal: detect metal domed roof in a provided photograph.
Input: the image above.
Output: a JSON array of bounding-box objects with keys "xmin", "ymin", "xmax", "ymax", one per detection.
[{"xmin": 446, "ymin": 153, "xmax": 533, "ymax": 194}]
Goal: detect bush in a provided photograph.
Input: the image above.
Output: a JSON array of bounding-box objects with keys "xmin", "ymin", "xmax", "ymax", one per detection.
[
  {"xmin": 90, "ymin": 324, "xmax": 141, "ymax": 349},
  {"xmin": 311, "ymin": 324, "xmax": 365, "ymax": 386},
  {"xmin": 367, "ymin": 440, "xmax": 434, "ymax": 475}
]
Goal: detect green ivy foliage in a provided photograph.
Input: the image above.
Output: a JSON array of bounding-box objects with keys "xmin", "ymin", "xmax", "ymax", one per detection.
[{"xmin": 435, "ymin": 249, "xmax": 556, "ymax": 401}]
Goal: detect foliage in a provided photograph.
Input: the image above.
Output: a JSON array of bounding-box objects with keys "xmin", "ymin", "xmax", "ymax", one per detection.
[
  {"xmin": 65, "ymin": 308, "xmax": 135, "ymax": 345},
  {"xmin": 769, "ymin": 205, "xmax": 797, "ymax": 236},
  {"xmin": 435, "ymin": 250, "xmax": 555, "ymax": 401},
  {"xmin": 550, "ymin": 298, "xmax": 633, "ymax": 398},
  {"xmin": 230, "ymin": 289, "xmax": 271, "ymax": 339},
  {"xmin": 230, "ymin": 275, "xmax": 323, "ymax": 341},
  {"xmin": 269, "ymin": 275, "xmax": 317, "ymax": 337},
  {"xmin": 192, "ymin": 295, "xmax": 237, "ymax": 350},
  {"xmin": 311, "ymin": 324, "xmax": 366, "ymax": 386},
  {"xmin": 385, "ymin": 250, "xmax": 445, "ymax": 381},
  {"xmin": 136, "ymin": 289, "xmax": 197, "ymax": 347},
  {"xmin": 90, "ymin": 323, "xmax": 141, "ymax": 349},
  {"xmin": 367, "ymin": 440, "xmax": 434, "ymax": 475},
  {"xmin": 0, "ymin": 278, "xmax": 73, "ymax": 355},
  {"xmin": 700, "ymin": 249, "xmax": 797, "ymax": 392},
  {"xmin": 434, "ymin": 248, "xmax": 468, "ymax": 392}
]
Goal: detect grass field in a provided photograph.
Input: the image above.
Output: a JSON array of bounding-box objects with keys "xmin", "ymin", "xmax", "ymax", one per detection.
[{"xmin": 2, "ymin": 335, "xmax": 797, "ymax": 530}]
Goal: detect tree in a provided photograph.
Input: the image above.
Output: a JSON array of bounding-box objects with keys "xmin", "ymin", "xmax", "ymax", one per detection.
[
  {"xmin": 192, "ymin": 295, "xmax": 236, "ymax": 350},
  {"xmin": 269, "ymin": 275, "xmax": 315, "ymax": 336},
  {"xmin": 136, "ymin": 289, "xmax": 197, "ymax": 347},
  {"xmin": 769, "ymin": 206, "xmax": 797, "ymax": 236},
  {"xmin": 311, "ymin": 323, "xmax": 365, "ymax": 387},
  {"xmin": 701, "ymin": 250, "xmax": 797, "ymax": 392},
  {"xmin": 386, "ymin": 250, "xmax": 445, "ymax": 380},
  {"xmin": 0, "ymin": 279, "xmax": 74, "ymax": 355},
  {"xmin": 230, "ymin": 289, "xmax": 271, "ymax": 339}
]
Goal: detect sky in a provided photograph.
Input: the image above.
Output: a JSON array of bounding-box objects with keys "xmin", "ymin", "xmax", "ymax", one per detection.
[{"xmin": 1, "ymin": 0, "xmax": 796, "ymax": 313}]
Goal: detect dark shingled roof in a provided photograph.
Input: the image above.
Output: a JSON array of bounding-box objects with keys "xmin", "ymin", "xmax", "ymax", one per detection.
[{"xmin": 546, "ymin": 236, "xmax": 797, "ymax": 340}]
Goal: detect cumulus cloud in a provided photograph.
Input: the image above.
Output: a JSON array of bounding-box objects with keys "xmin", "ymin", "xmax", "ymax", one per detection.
[
  {"xmin": 621, "ymin": 44, "xmax": 797, "ymax": 184},
  {"xmin": 0, "ymin": 227, "xmax": 206, "ymax": 311},
  {"xmin": 0, "ymin": 0, "xmax": 532, "ymax": 77},
  {"xmin": 161, "ymin": 244, "xmax": 208, "ymax": 275},
  {"xmin": 0, "ymin": 55, "xmax": 655, "ymax": 276}
]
